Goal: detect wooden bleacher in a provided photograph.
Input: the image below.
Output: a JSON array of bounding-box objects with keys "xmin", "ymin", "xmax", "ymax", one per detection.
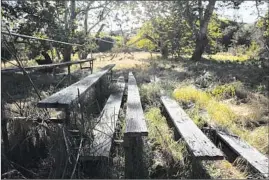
[
  {"xmin": 125, "ymin": 72, "xmax": 148, "ymax": 136},
  {"xmin": 1, "ymin": 58, "xmax": 95, "ymax": 74},
  {"xmin": 80, "ymin": 76, "xmax": 125, "ymax": 160},
  {"xmin": 124, "ymin": 72, "xmax": 148, "ymax": 178},
  {"xmin": 217, "ymin": 131, "xmax": 269, "ymax": 178},
  {"xmin": 161, "ymin": 96, "xmax": 224, "ymax": 160},
  {"xmin": 37, "ymin": 64, "xmax": 115, "ymax": 109}
]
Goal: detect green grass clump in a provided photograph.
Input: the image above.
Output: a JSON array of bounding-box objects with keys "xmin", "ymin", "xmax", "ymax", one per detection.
[
  {"xmin": 211, "ymin": 84, "xmax": 236, "ymax": 99},
  {"xmin": 203, "ymin": 160, "xmax": 246, "ymax": 179},
  {"xmin": 173, "ymin": 86, "xmax": 236, "ymax": 128},
  {"xmin": 206, "ymin": 101, "xmax": 237, "ymax": 127},
  {"xmin": 247, "ymin": 126, "xmax": 269, "ymax": 154},
  {"xmin": 206, "ymin": 53, "xmax": 250, "ymax": 62},
  {"xmin": 187, "ymin": 107, "xmax": 208, "ymax": 129},
  {"xmin": 140, "ymin": 83, "xmax": 162, "ymax": 107},
  {"xmin": 173, "ymin": 86, "xmax": 269, "ymax": 155},
  {"xmin": 145, "ymin": 107, "xmax": 185, "ymax": 161},
  {"xmin": 173, "ymin": 86, "xmax": 211, "ymax": 107}
]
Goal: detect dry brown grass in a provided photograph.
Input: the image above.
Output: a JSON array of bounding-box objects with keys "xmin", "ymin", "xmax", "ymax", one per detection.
[
  {"xmin": 92, "ymin": 52, "xmax": 159, "ymax": 70},
  {"xmin": 203, "ymin": 160, "xmax": 246, "ymax": 179}
]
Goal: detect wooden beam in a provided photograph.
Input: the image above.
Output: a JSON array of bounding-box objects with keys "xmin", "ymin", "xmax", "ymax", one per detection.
[
  {"xmin": 80, "ymin": 76, "xmax": 125, "ymax": 160},
  {"xmin": 1, "ymin": 58, "xmax": 95, "ymax": 73},
  {"xmin": 37, "ymin": 64, "xmax": 115, "ymax": 108},
  {"xmin": 125, "ymin": 72, "xmax": 148, "ymax": 136},
  {"xmin": 124, "ymin": 72, "xmax": 148, "ymax": 179},
  {"xmin": 161, "ymin": 96, "xmax": 224, "ymax": 160},
  {"xmin": 217, "ymin": 131, "xmax": 269, "ymax": 178}
]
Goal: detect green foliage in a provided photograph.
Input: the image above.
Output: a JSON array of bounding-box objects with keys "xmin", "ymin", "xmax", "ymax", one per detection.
[
  {"xmin": 173, "ymin": 86, "xmax": 237, "ymax": 128},
  {"xmin": 207, "ymin": 14, "xmax": 224, "ymax": 53},
  {"xmin": 128, "ymin": 35, "xmax": 156, "ymax": 51},
  {"xmin": 206, "ymin": 52, "xmax": 250, "ymax": 61},
  {"xmin": 246, "ymin": 41, "xmax": 260, "ymax": 59},
  {"xmin": 211, "ymin": 84, "xmax": 236, "ymax": 99},
  {"xmin": 145, "ymin": 107, "xmax": 185, "ymax": 161},
  {"xmin": 127, "ymin": 21, "xmax": 158, "ymax": 51},
  {"xmin": 257, "ymin": 13, "xmax": 269, "ymax": 38},
  {"xmin": 140, "ymin": 83, "xmax": 162, "ymax": 107},
  {"xmin": 188, "ymin": 107, "xmax": 208, "ymax": 128}
]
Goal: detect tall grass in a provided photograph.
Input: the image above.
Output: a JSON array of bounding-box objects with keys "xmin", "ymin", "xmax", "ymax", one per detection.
[
  {"xmin": 173, "ymin": 86, "xmax": 237, "ymax": 128},
  {"xmin": 173, "ymin": 86, "xmax": 268, "ymax": 154},
  {"xmin": 203, "ymin": 160, "xmax": 246, "ymax": 179},
  {"xmin": 145, "ymin": 107, "xmax": 186, "ymax": 162}
]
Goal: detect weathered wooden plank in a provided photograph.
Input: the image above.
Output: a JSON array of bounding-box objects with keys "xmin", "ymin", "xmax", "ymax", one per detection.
[
  {"xmin": 161, "ymin": 96, "xmax": 224, "ymax": 160},
  {"xmin": 217, "ymin": 131, "xmax": 269, "ymax": 178},
  {"xmin": 89, "ymin": 76, "xmax": 125, "ymax": 158},
  {"xmin": 125, "ymin": 72, "xmax": 148, "ymax": 136},
  {"xmin": 79, "ymin": 76, "xmax": 125, "ymax": 160},
  {"xmin": 37, "ymin": 64, "xmax": 115, "ymax": 108},
  {"xmin": 1, "ymin": 58, "xmax": 95, "ymax": 73}
]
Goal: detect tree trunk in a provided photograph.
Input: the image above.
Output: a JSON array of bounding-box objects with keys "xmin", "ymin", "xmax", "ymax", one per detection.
[
  {"xmin": 160, "ymin": 44, "xmax": 169, "ymax": 59},
  {"xmin": 64, "ymin": 1, "xmax": 68, "ymax": 30},
  {"xmin": 42, "ymin": 52, "xmax": 53, "ymax": 64},
  {"xmin": 62, "ymin": 1, "xmax": 76, "ymax": 62},
  {"xmin": 191, "ymin": 0, "xmax": 216, "ymax": 61},
  {"xmin": 70, "ymin": 0, "xmax": 76, "ymax": 34},
  {"xmin": 84, "ymin": 3, "xmax": 92, "ymax": 35},
  {"xmin": 56, "ymin": 48, "xmax": 62, "ymax": 61},
  {"xmin": 191, "ymin": 34, "xmax": 208, "ymax": 61},
  {"xmin": 63, "ymin": 46, "xmax": 72, "ymax": 62}
]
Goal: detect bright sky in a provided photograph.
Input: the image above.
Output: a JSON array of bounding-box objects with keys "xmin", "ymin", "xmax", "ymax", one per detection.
[
  {"xmin": 102, "ymin": 1, "xmax": 268, "ymax": 33},
  {"xmin": 215, "ymin": 1, "xmax": 268, "ymax": 24}
]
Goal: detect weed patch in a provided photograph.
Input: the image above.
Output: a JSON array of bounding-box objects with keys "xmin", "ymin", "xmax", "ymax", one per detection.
[
  {"xmin": 173, "ymin": 86, "xmax": 269, "ymax": 155},
  {"xmin": 140, "ymin": 83, "xmax": 162, "ymax": 107},
  {"xmin": 145, "ymin": 107, "xmax": 191, "ymax": 178},
  {"xmin": 210, "ymin": 83, "xmax": 236, "ymax": 99},
  {"xmin": 205, "ymin": 53, "xmax": 250, "ymax": 62},
  {"xmin": 173, "ymin": 86, "xmax": 236, "ymax": 128}
]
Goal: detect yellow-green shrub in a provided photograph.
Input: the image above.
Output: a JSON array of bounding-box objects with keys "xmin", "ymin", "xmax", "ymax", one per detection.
[
  {"xmin": 173, "ymin": 86, "xmax": 211, "ymax": 108},
  {"xmin": 207, "ymin": 101, "xmax": 236, "ymax": 127},
  {"xmin": 173, "ymin": 86, "xmax": 236, "ymax": 128},
  {"xmin": 206, "ymin": 52, "xmax": 250, "ymax": 62},
  {"xmin": 211, "ymin": 84, "xmax": 236, "ymax": 99},
  {"xmin": 247, "ymin": 126, "xmax": 269, "ymax": 154}
]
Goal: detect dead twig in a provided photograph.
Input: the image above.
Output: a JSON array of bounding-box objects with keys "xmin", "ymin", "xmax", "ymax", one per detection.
[
  {"xmin": 8, "ymin": 160, "xmax": 38, "ymax": 177},
  {"xmin": 70, "ymin": 138, "xmax": 84, "ymax": 179}
]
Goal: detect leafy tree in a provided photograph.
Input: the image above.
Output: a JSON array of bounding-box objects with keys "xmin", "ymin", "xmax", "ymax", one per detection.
[{"xmin": 1, "ymin": 1, "xmax": 114, "ymax": 62}]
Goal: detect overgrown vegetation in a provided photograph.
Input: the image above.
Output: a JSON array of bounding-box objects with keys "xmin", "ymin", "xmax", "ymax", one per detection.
[
  {"xmin": 173, "ymin": 85, "xmax": 268, "ymax": 155},
  {"xmin": 1, "ymin": 0, "xmax": 269, "ymax": 179}
]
